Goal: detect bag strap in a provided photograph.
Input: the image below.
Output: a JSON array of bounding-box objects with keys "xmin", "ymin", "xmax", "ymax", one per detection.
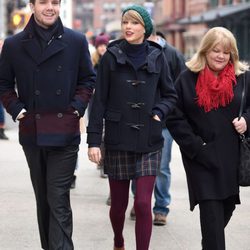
[{"xmin": 239, "ymin": 73, "xmax": 246, "ymax": 119}]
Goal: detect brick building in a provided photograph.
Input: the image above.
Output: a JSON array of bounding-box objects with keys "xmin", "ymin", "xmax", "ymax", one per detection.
[
  {"xmin": 72, "ymin": 0, "xmax": 250, "ymax": 62},
  {"xmin": 178, "ymin": 0, "xmax": 250, "ymax": 61}
]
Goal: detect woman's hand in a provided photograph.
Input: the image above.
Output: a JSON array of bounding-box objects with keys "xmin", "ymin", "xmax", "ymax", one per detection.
[
  {"xmin": 17, "ymin": 113, "xmax": 25, "ymax": 120},
  {"xmin": 232, "ymin": 117, "xmax": 247, "ymax": 134},
  {"xmin": 88, "ymin": 147, "xmax": 102, "ymax": 165},
  {"xmin": 153, "ymin": 115, "xmax": 161, "ymax": 121}
]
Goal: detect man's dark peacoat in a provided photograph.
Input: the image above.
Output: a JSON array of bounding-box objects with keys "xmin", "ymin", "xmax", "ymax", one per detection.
[{"xmin": 0, "ymin": 17, "xmax": 95, "ymax": 146}]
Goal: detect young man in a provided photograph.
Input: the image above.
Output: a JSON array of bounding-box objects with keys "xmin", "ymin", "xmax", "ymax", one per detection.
[
  {"xmin": 0, "ymin": 1, "xmax": 95, "ymax": 249},
  {"xmin": 149, "ymin": 30, "xmax": 186, "ymax": 225}
]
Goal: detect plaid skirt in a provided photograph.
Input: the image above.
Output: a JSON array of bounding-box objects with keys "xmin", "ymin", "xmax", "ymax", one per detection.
[{"xmin": 104, "ymin": 149, "xmax": 162, "ymax": 180}]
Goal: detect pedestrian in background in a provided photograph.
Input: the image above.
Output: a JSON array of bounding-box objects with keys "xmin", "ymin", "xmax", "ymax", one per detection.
[
  {"xmin": 91, "ymin": 33, "xmax": 109, "ymax": 71},
  {"xmin": 91, "ymin": 33, "xmax": 111, "ymax": 204},
  {"xmin": 130, "ymin": 26, "xmax": 186, "ymax": 225},
  {"xmin": 0, "ymin": 0, "xmax": 95, "ymax": 249},
  {"xmin": 166, "ymin": 27, "xmax": 250, "ymax": 250},
  {"xmin": 92, "ymin": 33, "xmax": 109, "ymax": 177},
  {"xmin": 150, "ymin": 29, "xmax": 186, "ymax": 225},
  {"xmin": 87, "ymin": 5, "xmax": 177, "ymax": 250},
  {"xmin": 0, "ymin": 101, "xmax": 9, "ymax": 140},
  {"xmin": 0, "ymin": 38, "xmax": 9, "ymax": 140}
]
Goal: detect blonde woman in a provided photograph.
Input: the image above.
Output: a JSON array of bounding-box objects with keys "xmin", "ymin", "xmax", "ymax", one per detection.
[
  {"xmin": 91, "ymin": 33, "xmax": 109, "ymax": 71},
  {"xmin": 167, "ymin": 27, "xmax": 250, "ymax": 250},
  {"xmin": 87, "ymin": 5, "xmax": 176, "ymax": 250}
]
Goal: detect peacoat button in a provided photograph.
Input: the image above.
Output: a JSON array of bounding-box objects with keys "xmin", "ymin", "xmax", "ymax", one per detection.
[
  {"xmin": 118, "ymin": 49, "xmax": 122, "ymax": 54},
  {"xmin": 35, "ymin": 114, "xmax": 41, "ymax": 119},
  {"xmin": 57, "ymin": 113, "xmax": 63, "ymax": 118},
  {"xmin": 35, "ymin": 90, "xmax": 40, "ymax": 95},
  {"xmin": 57, "ymin": 65, "xmax": 62, "ymax": 72},
  {"xmin": 56, "ymin": 89, "xmax": 62, "ymax": 95},
  {"xmin": 36, "ymin": 68, "xmax": 40, "ymax": 72}
]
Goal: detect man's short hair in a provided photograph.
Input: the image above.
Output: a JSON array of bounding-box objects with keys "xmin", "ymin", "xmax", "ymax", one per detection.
[{"xmin": 30, "ymin": 0, "xmax": 61, "ymax": 3}]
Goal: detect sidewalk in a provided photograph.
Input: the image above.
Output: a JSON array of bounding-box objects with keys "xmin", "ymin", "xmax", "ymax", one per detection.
[{"xmin": 0, "ymin": 128, "xmax": 250, "ymax": 250}]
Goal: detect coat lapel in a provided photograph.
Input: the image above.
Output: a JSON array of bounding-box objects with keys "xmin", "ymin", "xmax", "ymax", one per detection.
[
  {"xmin": 22, "ymin": 36, "xmax": 67, "ymax": 65},
  {"xmin": 38, "ymin": 38, "xmax": 67, "ymax": 65},
  {"xmin": 22, "ymin": 37, "xmax": 41, "ymax": 64}
]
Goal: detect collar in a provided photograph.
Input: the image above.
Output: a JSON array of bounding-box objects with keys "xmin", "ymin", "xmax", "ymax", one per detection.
[{"xmin": 24, "ymin": 14, "xmax": 64, "ymax": 40}]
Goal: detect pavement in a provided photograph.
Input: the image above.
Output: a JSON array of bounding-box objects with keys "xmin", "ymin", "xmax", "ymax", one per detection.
[{"xmin": 1, "ymin": 125, "xmax": 250, "ymax": 250}]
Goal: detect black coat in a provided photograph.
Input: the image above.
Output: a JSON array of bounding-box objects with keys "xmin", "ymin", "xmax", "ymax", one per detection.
[
  {"xmin": 167, "ymin": 69, "xmax": 250, "ymax": 210},
  {"xmin": 161, "ymin": 40, "xmax": 186, "ymax": 83},
  {"xmin": 0, "ymin": 16, "xmax": 95, "ymax": 146},
  {"xmin": 87, "ymin": 39, "xmax": 177, "ymax": 153}
]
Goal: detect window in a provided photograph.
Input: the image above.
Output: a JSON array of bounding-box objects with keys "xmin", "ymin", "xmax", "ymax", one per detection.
[{"xmin": 210, "ymin": 0, "xmax": 218, "ymax": 7}]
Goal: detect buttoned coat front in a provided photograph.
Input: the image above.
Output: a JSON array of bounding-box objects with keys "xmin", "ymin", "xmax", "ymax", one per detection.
[
  {"xmin": 0, "ymin": 17, "xmax": 95, "ymax": 146},
  {"xmin": 166, "ymin": 69, "xmax": 250, "ymax": 210},
  {"xmin": 87, "ymin": 39, "xmax": 177, "ymax": 153}
]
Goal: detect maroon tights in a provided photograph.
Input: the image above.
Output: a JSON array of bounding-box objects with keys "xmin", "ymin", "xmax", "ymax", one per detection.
[{"xmin": 109, "ymin": 176, "xmax": 155, "ymax": 250}]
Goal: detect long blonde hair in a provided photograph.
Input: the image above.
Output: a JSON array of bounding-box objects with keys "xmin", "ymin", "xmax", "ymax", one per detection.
[
  {"xmin": 186, "ymin": 27, "xmax": 249, "ymax": 75},
  {"xmin": 91, "ymin": 50, "xmax": 100, "ymax": 67}
]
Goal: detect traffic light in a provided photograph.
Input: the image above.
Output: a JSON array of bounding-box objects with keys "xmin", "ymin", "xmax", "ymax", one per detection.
[
  {"xmin": 11, "ymin": 8, "xmax": 31, "ymax": 33},
  {"xmin": 12, "ymin": 12, "xmax": 25, "ymax": 27}
]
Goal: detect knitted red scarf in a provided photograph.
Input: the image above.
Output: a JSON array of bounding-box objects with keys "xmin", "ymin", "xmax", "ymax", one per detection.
[{"xmin": 196, "ymin": 62, "xmax": 236, "ymax": 112}]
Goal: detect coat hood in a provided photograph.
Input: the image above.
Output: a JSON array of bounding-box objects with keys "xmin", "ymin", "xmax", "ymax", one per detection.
[{"xmin": 107, "ymin": 39, "xmax": 163, "ymax": 73}]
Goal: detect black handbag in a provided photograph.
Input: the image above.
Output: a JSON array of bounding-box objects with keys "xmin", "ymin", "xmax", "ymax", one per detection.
[{"xmin": 238, "ymin": 73, "xmax": 250, "ymax": 186}]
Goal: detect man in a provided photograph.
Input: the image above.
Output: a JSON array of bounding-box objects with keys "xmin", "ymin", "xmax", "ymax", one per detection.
[
  {"xmin": 150, "ymin": 30, "xmax": 186, "ymax": 226},
  {"xmin": 0, "ymin": 1, "xmax": 95, "ymax": 249},
  {"xmin": 130, "ymin": 28, "xmax": 186, "ymax": 226}
]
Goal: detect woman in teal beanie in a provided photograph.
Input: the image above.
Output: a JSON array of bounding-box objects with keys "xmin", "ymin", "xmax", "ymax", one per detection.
[{"xmin": 87, "ymin": 5, "xmax": 177, "ymax": 250}]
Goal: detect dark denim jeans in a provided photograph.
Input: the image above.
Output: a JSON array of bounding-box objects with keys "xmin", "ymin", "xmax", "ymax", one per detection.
[{"xmin": 0, "ymin": 102, "xmax": 5, "ymax": 125}]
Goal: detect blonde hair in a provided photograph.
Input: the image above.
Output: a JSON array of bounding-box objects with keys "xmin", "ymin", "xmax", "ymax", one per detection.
[
  {"xmin": 91, "ymin": 50, "xmax": 100, "ymax": 67},
  {"xmin": 122, "ymin": 10, "xmax": 145, "ymax": 28},
  {"xmin": 186, "ymin": 27, "xmax": 249, "ymax": 75}
]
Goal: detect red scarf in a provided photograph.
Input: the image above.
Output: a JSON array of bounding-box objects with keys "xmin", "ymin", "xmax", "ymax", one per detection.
[{"xmin": 196, "ymin": 62, "xmax": 236, "ymax": 112}]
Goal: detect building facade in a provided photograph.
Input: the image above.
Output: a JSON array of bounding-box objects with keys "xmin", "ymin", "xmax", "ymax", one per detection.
[
  {"xmin": 72, "ymin": 0, "xmax": 250, "ymax": 62},
  {"xmin": 153, "ymin": 0, "xmax": 186, "ymax": 53},
  {"xmin": 179, "ymin": 0, "xmax": 250, "ymax": 61}
]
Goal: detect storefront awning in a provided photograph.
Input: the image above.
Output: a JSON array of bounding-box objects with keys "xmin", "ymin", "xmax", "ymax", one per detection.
[{"xmin": 179, "ymin": 2, "xmax": 250, "ymax": 24}]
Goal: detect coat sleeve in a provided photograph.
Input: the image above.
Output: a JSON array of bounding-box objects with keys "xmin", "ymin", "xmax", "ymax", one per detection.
[
  {"xmin": 166, "ymin": 72, "xmax": 204, "ymax": 159},
  {"xmin": 242, "ymin": 70, "xmax": 250, "ymax": 136},
  {"xmin": 152, "ymin": 54, "xmax": 178, "ymax": 120},
  {"xmin": 164, "ymin": 44, "xmax": 186, "ymax": 83},
  {"xmin": 86, "ymin": 53, "xmax": 111, "ymax": 146},
  {"xmin": 70, "ymin": 34, "xmax": 96, "ymax": 117},
  {"xmin": 0, "ymin": 38, "xmax": 25, "ymax": 121}
]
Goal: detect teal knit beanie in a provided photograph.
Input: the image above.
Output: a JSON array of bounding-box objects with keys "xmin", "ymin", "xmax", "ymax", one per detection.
[{"xmin": 122, "ymin": 5, "xmax": 153, "ymax": 38}]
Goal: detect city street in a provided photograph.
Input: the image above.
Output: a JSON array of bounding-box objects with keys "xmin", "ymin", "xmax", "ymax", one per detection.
[{"xmin": 1, "ymin": 124, "xmax": 250, "ymax": 250}]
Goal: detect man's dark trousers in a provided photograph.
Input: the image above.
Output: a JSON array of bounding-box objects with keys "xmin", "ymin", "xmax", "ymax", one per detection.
[{"xmin": 22, "ymin": 145, "xmax": 79, "ymax": 250}]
